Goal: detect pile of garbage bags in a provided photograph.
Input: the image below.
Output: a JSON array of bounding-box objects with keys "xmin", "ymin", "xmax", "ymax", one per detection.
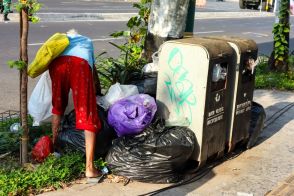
[
  {"xmin": 55, "ymin": 87, "xmax": 198, "ymax": 183},
  {"xmin": 29, "ymin": 76, "xmax": 266, "ymax": 183},
  {"xmin": 106, "ymin": 117, "xmax": 197, "ymax": 183}
]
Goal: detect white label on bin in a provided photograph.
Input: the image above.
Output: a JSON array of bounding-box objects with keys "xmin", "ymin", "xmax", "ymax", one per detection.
[
  {"xmin": 236, "ymin": 101, "xmax": 251, "ymax": 115},
  {"xmin": 207, "ymin": 106, "xmax": 224, "ymax": 126}
]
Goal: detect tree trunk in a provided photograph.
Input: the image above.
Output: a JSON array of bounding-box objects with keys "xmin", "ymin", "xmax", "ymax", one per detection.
[
  {"xmin": 144, "ymin": 0, "xmax": 190, "ymax": 62},
  {"xmin": 19, "ymin": 9, "xmax": 23, "ymax": 123},
  {"xmin": 20, "ymin": 8, "xmax": 29, "ymax": 165}
]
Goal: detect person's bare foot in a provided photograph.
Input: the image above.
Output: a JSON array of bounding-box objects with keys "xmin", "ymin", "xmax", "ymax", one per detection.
[{"xmin": 86, "ymin": 167, "xmax": 101, "ymax": 178}]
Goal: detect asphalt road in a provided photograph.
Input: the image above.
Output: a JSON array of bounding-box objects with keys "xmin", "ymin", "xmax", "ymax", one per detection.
[
  {"xmin": 0, "ymin": 16, "xmax": 294, "ymax": 112},
  {"xmin": 37, "ymin": 0, "xmax": 137, "ymax": 13},
  {"xmin": 18, "ymin": 0, "xmax": 255, "ymax": 13}
]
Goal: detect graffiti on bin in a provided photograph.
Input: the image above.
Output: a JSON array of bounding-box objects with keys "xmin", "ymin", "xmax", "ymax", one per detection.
[{"xmin": 164, "ymin": 47, "xmax": 196, "ymax": 124}]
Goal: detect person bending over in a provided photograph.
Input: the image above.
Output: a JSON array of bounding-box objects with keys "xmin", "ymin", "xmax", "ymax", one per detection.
[{"xmin": 49, "ymin": 29, "xmax": 101, "ymax": 178}]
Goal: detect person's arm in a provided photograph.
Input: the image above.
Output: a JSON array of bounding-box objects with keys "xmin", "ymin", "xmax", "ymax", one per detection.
[{"xmin": 52, "ymin": 114, "xmax": 61, "ymax": 145}]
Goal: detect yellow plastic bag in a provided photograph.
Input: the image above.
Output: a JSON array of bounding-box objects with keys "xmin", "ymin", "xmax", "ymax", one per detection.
[{"xmin": 28, "ymin": 33, "xmax": 70, "ymax": 78}]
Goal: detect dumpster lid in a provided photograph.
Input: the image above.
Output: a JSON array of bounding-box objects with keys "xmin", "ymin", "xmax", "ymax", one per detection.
[
  {"xmin": 203, "ymin": 36, "xmax": 258, "ymax": 54},
  {"xmin": 166, "ymin": 36, "xmax": 234, "ymax": 59}
]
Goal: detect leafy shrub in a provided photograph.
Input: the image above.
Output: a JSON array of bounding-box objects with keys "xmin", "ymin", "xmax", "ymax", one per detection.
[
  {"xmin": 0, "ymin": 153, "xmax": 85, "ymax": 196},
  {"xmin": 96, "ymin": 0, "xmax": 151, "ymax": 91},
  {"xmin": 0, "ymin": 131, "xmax": 22, "ymax": 154},
  {"xmin": 0, "ymin": 113, "xmax": 52, "ymax": 155},
  {"xmin": 95, "ymin": 50, "xmax": 144, "ymax": 90},
  {"xmin": 0, "ymin": 113, "xmax": 33, "ymax": 154},
  {"xmin": 255, "ymin": 55, "xmax": 294, "ymax": 90}
]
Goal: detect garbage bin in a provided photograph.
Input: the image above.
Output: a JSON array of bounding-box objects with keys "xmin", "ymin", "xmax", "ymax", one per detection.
[
  {"xmin": 156, "ymin": 37, "xmax": 235, "ymax": 167},
  {"xmin": 204, "ymin": 36, "xmax": 258, "ymax": 152}
]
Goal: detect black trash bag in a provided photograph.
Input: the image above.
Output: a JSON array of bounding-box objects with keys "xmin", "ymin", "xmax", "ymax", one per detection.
[
  {"xmin": 247, "ymin": 101, "xmax": 266, "ymax": 149},
  {"xmin": 56, "ymin": 106, "xmax": 117, "ymax": 158},
  {"xmin": 105, "ymin": 117, "xmax": 197, "ymax": 183},
  {"xmin": 130, "ymin": 72, "xmax": 157, "ymax": 97}
]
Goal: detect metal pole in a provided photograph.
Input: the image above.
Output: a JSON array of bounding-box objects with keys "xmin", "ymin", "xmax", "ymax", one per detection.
[
  {"xmin": 185, "ymin": 0, "xmax": 196, "ymax": 33},
  {"xmin": 273, "ymin": 0, "xmax": 279, "ymax": 14},
  {"xmin": 274, "ymin": 0, "xmax": 280, "ymax": 22}
]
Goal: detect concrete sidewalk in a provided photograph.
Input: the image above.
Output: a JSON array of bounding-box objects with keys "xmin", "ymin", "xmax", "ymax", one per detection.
[{"xmin": 40, "ymin": 89, "xmax": 294, "ymax": 196}]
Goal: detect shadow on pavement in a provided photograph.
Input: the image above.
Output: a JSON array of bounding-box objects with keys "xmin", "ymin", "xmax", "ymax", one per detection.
[
  {"xmin": 256, "ymin": 101, "xmax": 294, "ymax": 145},
  {"xmin": 144, "ymin": 100, "xmax": 294, "ymax": 195}
]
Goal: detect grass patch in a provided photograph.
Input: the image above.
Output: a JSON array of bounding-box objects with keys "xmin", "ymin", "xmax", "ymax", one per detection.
[
  {"xmin": 0, "ymin": 112, "xmax": 86, "ymax": 195},
  {"xmin": 255, "ymin": 55, "xmax": 294, "ymax": 90},
  {"xmin": 0, "ymin": 152, "xmax": 85, "ymax": 196},
  {"xmin": 0, "ymin": 113, "xmax": 108, "ymax": 196}
]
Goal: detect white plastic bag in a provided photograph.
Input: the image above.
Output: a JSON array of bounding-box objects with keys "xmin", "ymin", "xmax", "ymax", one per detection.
[
  {"xmin": 97, "ymin": 83, "xmax": 139, "ymax": 110},
  {"xmin": 29, "ymin": 71, "xmax": 53, "ymax": 126},
  {"xmin": 143, "ymin": 63, "xmax": 158, "ymax": 73},
  {"xmin": 142, "ymin": 52, "xmax": 159, "ymax": 73},
  {"xmin": 29, "ymin": 71, "xmax": 74, "ymax": 126}
]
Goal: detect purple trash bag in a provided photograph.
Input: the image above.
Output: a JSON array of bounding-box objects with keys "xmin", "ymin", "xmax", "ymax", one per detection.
[{"xmin": 108, "ymin": 94, "xmax": 157, "ymax": 137}]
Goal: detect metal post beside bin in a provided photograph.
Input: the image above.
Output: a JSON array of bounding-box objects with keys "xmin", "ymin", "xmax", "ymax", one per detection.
[{"xmin": 156, "ymin": 37, "xmax": 235, "ymax": 167}]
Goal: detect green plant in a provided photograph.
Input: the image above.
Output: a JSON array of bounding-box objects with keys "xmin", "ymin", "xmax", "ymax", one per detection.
[
  {"xmin": 0, "ymin": 131, "xmax": 22, "ymax": 154},
  {"xmin": 96, "ymin": 0, "xmax": 151, "ymax": 91},
  {"xmin": 94, "ymin": 157, "xmax": 107, "ymax": 170},
  {"xmin": 96, "ymin": 49, "xmax": 144, "ymax": 90},
  {"xmin": 110, "ymin": 0, "xmax": 151, "ymax": 50},
  {"xmin": 0, "ymin": 111, "xmax": 53, "ymax": 156},
  {"xmin": 7, "ymin": 60, "xmax": 27, "ymax": 70},
  {"xmin": 0, "ymin": 112, "xmax": 34, "ymax": 154},
  {"xmin": 272, "ymin": 0, "xmax": 290, "ymax": 69},
  {"xmin": 0, "ymin": 153, "xmax": 85, "ymax": 196},
  {"xmin": 255, "ymin": 55, "xmax": 294, "ymax": 90},
  {"xmin": 15, "ymin": 0, "xmax": 42, "ymax": 23}
]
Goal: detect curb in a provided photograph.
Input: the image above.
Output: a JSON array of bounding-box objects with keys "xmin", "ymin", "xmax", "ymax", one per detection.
[
  {"xmin": 195, "ymin": 11, "xmax": 274, "ymax": 19},
  {"xmin": 2, "ymin": 11, "xmax": 275, "ymax": 23}
]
